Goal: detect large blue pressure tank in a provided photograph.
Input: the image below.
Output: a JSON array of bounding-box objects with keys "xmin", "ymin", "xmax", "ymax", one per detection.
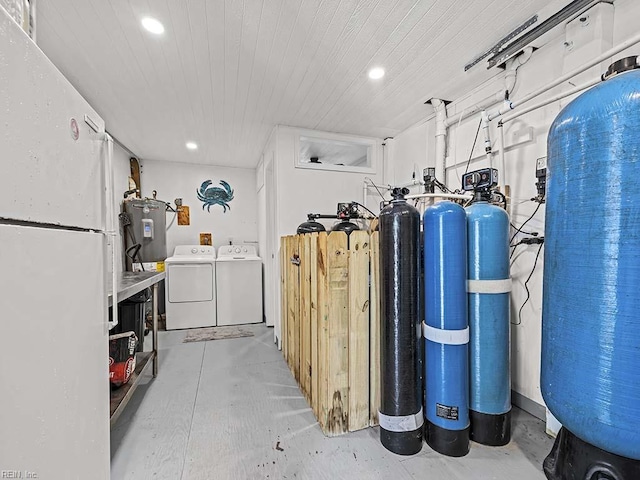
[
  {"xmin": 542, "ymin": 65, "xmax": 640, "ymax": 462},
  {"xmin": 466, "ymin": 201, "xmax": 511, "ymax": 446},
  {"xmin": 423, "ymin": 201, "xmax": 470, "ymax": 457}
]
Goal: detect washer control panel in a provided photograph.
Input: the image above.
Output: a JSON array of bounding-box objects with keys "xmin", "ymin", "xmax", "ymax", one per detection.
[{"xmin": 218, "ymin": 244, "xmax": 258, "ymax": 258}]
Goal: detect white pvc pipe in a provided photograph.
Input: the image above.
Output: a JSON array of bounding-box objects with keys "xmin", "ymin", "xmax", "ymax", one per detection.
[
  {"xmin": 500, "ymin": 77, "xmax": 601, "ymax": 124},
  {"xmin": 444, "ymin": 47, "xmax": 534, "ymax": 128},
  {"xmin": 481, "ymin": 110, "xmax": 493, "ymax": 170},
  {"xmin": 497, "ymin": 122, "xmax": 514, "ymax": 218},
  {"xmin": 405, "ymin": 193, "xmax": 473, "ymax": 200},
  {"xmin": 363, "ymin": 181, "xmax": 368, "ymax": 206},
  {"xmin": 432, "ymin": 99, "xmax": 448, "ymax": 184},
  {"xmin": 444, "ymin": 92, "xmax": 503, "ymax": 128},
  {"xmin": 488, "ymin": 34, "xmax": 640, "ymax": 121},
  {"xmin": 397, "ymin": 179, "xmax": 425, "ymax": 188},
  {"xmin": 505, "ymin": 47, "xmax": 534, "ymax": 94},
  {"xmin": 498, "ymin": 122, "xmax": 506, "ymax": 195}
]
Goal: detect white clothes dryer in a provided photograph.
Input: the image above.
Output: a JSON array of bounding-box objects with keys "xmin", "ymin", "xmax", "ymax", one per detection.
[{"xmin": 165, "ymin": 245, "xmax": 217, "ymax": 330}]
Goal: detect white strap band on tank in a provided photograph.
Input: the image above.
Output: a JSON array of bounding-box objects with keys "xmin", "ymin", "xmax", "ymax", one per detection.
[
  {"xmin": 378, "ymin": 408, "xmax": 424, "ymax": 432},
  {"xmin": 422, "ymin": 322, "xmax": 469, "ymax": 345},
  {"xmin": 467, "ymin": 278, "xmax": 512, "ymax": 294}
]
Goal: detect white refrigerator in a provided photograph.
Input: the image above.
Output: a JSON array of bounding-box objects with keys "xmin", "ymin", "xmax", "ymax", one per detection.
[{"xmin": 0, "ymin": 7, "xmax": 112, "ymax": 479}]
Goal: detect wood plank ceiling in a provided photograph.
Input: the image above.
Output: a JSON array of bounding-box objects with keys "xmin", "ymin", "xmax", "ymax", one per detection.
[{"xmin": 37, "ymin": 0, "xmax": 567, "ymax": 168}]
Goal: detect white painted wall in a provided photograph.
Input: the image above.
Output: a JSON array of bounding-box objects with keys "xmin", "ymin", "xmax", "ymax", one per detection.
[
  {"xmin": 139, "ymin": 159, "xmax": 258, "ymax": 257},
  {"xmin": 272, "ymin": 126, "xmax": 385, "ymax": 236},
  {"xmin": 388, "ymin": 1, "xmax": 638, "ymax": 411},
  {"xmin": 256, "ymin": 157, "xmax": 268, "ymax": 325},
  {"xmin": 260, "ymin": 126, "xmax": 386, "ymax": 346},
  {"xmin": 389, "ymin": 120, "xmax": 432, "ymax": 187}
]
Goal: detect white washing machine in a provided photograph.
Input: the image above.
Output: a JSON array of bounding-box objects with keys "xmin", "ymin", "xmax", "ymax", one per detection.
[
  {"xmin": 165, "ymin": 245, "xmax": 217, "ymax": 330},
  {"xmin": 216, "ymin": 245, "xmax": 263, "ymax": 326}
]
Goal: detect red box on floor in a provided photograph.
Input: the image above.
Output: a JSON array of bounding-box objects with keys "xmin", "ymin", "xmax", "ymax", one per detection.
[{"xmin": 109, "ymin": 331, "xmax": 138, "ymax": 387}]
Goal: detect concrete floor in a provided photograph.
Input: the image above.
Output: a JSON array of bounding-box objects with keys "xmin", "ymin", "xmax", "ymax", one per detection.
[{"xmin": 111, "ymin": 324, "xmax": 554, "ymax": 480}]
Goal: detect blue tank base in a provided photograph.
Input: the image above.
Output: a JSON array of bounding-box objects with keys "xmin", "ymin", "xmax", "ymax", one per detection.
[
  {"xmin": 425, "ymin": 420, "xmax": 470, "ymax": 457},
  {"xmin": 469, "ymin": 409, "xmax": 511, "ymax": 446},
  {"xmin": 380, "ymin": 427, "xmax": 423, "ymax": 456},
  {"xmin": 544, "ymin": 427, "xmax": 640, "ymax": 480}
]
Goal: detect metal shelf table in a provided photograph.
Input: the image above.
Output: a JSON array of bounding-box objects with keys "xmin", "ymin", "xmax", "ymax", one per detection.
[{"xmin": 107, "ymin": 271, "xmax": 165, "ymax": 426}]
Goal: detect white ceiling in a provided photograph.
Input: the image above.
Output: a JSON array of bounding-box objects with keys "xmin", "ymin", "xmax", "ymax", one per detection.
[{"xmin": 37, "ymin": 0, "xmax": 567, "ymax": 168}]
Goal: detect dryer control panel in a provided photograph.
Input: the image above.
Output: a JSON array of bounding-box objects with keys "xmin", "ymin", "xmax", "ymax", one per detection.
[{"xmin": 172, "ymin": 245, "xmax": 216, "ymax": 256}]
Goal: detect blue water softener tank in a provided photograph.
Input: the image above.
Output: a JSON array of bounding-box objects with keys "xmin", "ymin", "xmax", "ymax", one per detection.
[
  {"xmin": 423, "ymin": 201, "xmax": 470, "ymax": 457},
  {"xmin": 466, "ymin": 200, "xmax": 511, "ymax": 446},
  {"xmin": 542, "ymin": 58, "xmax": 640, "ymax": 477}
]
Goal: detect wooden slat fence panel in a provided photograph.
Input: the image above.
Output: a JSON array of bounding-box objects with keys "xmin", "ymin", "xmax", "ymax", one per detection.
[
  {"xmin": 310, "ymin": 232, "xmax": 320, "ymax": 419},
  {"xmin": 280, "ymin": 231, "xmax": 380, "ymax": 435},
  {"xmin": 348, "ymin": 231, "xmax": 370, "ymax": 431},
  {"xmin": 300, "ymin": 234, "xmax": 312, "ymax": 402},
  {"xmin": 316, "ymin": 232, "xmax": 329, "ymax": 432},
  {"xmin": 369, "ymin": 231, "xmax": 381, "ymax": 426}
]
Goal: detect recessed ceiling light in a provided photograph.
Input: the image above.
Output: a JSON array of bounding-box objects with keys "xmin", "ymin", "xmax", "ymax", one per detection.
[
  {"xmin": 368, "ymin": 67, "xmax": 385, "ymax": 80},
  {"xmin": 186, "ymin": 142, "xmax": 198, "ymax": 150},
  {"xmin": 141, "ymin": 17, "xmax": 164, "ymax": 35}
]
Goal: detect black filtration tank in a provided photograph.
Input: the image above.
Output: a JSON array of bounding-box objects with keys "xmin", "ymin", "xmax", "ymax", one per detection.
[{"xmin": 378, "ymin": 187, "xmax": 423, "ymax": 455}]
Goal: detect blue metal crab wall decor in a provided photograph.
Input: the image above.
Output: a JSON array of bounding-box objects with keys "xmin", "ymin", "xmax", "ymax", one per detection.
[{"xmin": 197, "ymin": 180, "xmax": 234, "ymax": 212}]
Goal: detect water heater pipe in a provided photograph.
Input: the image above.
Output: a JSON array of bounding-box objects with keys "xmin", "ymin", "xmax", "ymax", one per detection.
[{"xmin": 488, "ymin": 33, "xmax": 640, "ymax": 121}]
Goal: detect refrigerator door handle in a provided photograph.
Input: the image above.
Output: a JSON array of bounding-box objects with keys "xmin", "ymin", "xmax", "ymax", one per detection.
[
  {"xmin": 104, "ymin": 133, "xmax": 119, "ymax": 329},
  {"xmin": 84, "ymin": 114, "xmax": 101, "ymax": 133}
]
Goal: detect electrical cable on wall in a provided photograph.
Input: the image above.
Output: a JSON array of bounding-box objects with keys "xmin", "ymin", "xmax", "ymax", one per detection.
[
  {"xmin": 510, "ymin": 200, "xmax": 543, "ymax": 250},
  {"xmin": 493, "ymin": 191, "xmax": 507, "ymax": 209},
  {"xmin": 439, "ymin": 118, "xmax": 483, "ymax": 199},
  {"xmin": 352, "ymin": 201, "xmax": 378, "ymax": 218},
  {"xmin": 514, "ymin": 241, "xmax": 544, "ymax": 325},
  {"xmin": 364, "ymin": 177, "xmax": 387, "ymax": 200},
  {"xmin": 165, "ymin": 202, "xmax": 178, "ymax": 230},
  {"xmin": 510, "ymin": 222, "xmax": 538, "ymax": 237},
  {"xmin": 119, "ymin": 212, "xmax": 145, "ymax": 271},
  {"xmin": 434, "ymin": 178, "xmax": 452, "ymax": 193},
  {"xmin": 464, "ymin": 119, "xmax": 483, "ymax": 175}
]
